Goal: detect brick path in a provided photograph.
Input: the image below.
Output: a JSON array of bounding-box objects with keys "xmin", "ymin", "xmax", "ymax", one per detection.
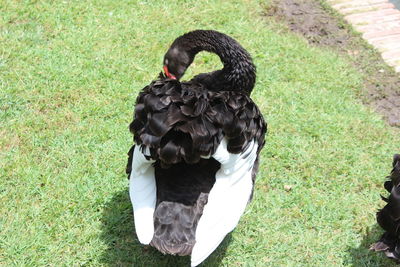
[{"xmin": 327, "ymin": 0, "xmax": 400, "ymax": 72}]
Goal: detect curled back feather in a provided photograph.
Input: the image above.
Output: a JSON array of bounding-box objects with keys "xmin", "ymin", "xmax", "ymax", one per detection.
[{"xmin": 129, "ymin": 76, "xmax": 267, "ymax": 167}]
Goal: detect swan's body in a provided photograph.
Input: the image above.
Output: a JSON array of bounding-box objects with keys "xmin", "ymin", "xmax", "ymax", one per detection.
[
  {"xmin": 371, "ymin": 154, "xmax": 400, "ymax": 261},
  {"xmin": 126, "ymin": 30, "xmax": 267, "ymax": 266}
]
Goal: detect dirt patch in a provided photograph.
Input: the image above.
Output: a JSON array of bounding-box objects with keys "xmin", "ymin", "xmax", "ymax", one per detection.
[
  {"xmin": 266, "ymin": 0, "xmax": 400, "ymax": 126},
  {"xmin": 267, "ymin": 0, "xmax": 350, "ymax": 46}
]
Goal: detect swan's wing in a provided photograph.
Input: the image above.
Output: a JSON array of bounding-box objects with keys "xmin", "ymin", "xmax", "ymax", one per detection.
[
  {"xmin": 191, "ymin": 138, "xmax": 258, "ymax": 267},
  {"xmin": 129, "ymin": 145, "xmax": 156, "ymax": 244}
]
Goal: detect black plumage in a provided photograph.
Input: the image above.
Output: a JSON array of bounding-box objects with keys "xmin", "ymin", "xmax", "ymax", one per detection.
[
  {"xmin": 126, "ymin": 30, "xmax": 267, "ymax": 258},
  {"xmin": 371, "ymin": 154, "xmax": 400, "ymax": 260},
  {"xmin": 129, "ymin": 78, "xmax": 266, "ymax": 167}
]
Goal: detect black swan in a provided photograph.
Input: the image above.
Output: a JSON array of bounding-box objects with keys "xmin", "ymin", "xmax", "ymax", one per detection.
[
  {"xmin": 126, "ymin": 30, "xmax": 267, "ymax": 266},
  {"xmin": 371, "ymin": 154, "xmax": 400, "ymax": 261}
]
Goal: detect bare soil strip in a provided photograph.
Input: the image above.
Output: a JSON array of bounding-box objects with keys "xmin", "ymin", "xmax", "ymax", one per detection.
[{"xmin": 266, "ymin": 0, "xmax": 400, "ymax": 126}]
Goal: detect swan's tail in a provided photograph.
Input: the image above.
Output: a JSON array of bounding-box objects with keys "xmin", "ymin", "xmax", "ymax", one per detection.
[{"xmin": 150, "ymin": 159, "xmax": 220, "ymax": 256}]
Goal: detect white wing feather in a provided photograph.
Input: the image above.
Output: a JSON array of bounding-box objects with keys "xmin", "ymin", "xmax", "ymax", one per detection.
[
  {"xmin": 129, "ymin": 145, "xmax": 156, "ymax": 245},
  {"xmin": 191, "ymin": 138, "xmax": 258, "ymax": 267}
]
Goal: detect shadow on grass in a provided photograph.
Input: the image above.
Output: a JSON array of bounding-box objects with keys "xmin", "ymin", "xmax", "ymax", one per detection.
[
  {"xmin": 100, "ymin": 189, "xmax": 231, "ymax": 267},
  {"xmin": 345, "ymin": 224, "xmax": 397, "ymax": 267}
]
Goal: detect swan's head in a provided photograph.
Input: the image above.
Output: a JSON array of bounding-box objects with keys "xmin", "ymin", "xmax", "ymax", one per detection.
[{"xmin": 163, "ymin": 46, "xmax": 193, "ymax": 80}]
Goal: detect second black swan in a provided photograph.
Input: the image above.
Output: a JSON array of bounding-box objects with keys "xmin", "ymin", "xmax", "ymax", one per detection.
[
  {"xmin": 371, "ymin": 154, "xmax": 400, "ymax": 261},
  {"xmin": 126, "ymin": 30, "xmax": 267, "ymax": 266}
]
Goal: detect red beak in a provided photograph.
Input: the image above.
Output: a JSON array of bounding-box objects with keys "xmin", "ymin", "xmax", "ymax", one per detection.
[{"xmin": 163, "ymin": 66, "xmax": 177, "ymax": 80}]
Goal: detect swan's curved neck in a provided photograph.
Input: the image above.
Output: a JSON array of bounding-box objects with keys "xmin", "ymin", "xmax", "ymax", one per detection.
[{"xmin": 173, "ymin": 30, "xmax": 256, "ymax": 94}]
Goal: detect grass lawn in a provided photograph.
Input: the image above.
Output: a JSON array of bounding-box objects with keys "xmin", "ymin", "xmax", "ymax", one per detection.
[{"xmin": 1, "ymin": 0, "xmax": 399, "ymax": 266}]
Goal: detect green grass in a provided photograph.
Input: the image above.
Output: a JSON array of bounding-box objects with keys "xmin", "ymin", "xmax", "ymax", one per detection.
[{"xmin": 1, "ymin": 0, "xmax": 399, "ymax": 266}]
